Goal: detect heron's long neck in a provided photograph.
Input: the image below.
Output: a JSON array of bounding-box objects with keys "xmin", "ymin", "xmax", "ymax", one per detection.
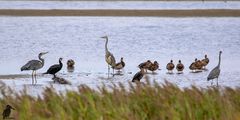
[
  {"xmin": 105, "ymin": 38, "xmax": 109, "ymax": 54},
  {"xmin": 217, "ymin": 53, "xmax": 221, "ymax": 67},
  {"xmin": 39, "ymin": 55, "xmax": 44, "ymax": 66}
]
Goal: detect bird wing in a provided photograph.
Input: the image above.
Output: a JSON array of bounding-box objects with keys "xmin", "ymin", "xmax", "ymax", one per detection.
[
  {"xmin": 132, "ymin": 71, "xmax": 143, "ymax": 81},
  {"xmin": 106, "ymin": 53, "xmax": 116, "ymax": 66},
  {"xmin": 21, "ymin": 60, "xmax": 42, "ymax": 71},
  {"xmin": 46, "ymin": 64, "xmax": 61, "ymax": 73},
  {"xmin": 207, "ymin": 67, "xmax": 220, "ymax": 80},
  {"xmin": 114, "ymin": 62, "xmax": 122, "ymax": 69}
]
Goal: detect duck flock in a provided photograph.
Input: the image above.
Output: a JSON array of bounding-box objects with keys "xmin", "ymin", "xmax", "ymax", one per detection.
[{"xmin": 19, "ymin": 36, "xmax": 222, "ymax": 86}]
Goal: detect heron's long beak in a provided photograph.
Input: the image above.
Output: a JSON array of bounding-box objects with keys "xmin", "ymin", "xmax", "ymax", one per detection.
[
  {"xmin": 11, "ymin": 107, "xmax": 15, "ymax": 110},
  {"xmin": 100, "ymin": 36, "xmax": 108, "ymax": 39}
]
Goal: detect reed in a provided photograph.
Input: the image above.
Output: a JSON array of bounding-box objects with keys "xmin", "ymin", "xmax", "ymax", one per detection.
[{"xmin": 0, "ymin": 81, "xmax": 240, "ymax": 120}]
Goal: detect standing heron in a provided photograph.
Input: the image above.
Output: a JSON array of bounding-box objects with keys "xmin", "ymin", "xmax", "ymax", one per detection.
[
  {"xmin": 2, "ymin": 105, "xmax": 15, "ymax": 119},
  {"xmin": 101, "ymin": 36, "xmax": 116, "ymax": 77},
  {"xmin": 44, "ymin": 58, "xmax": 63, "ymax": 79},
  {"xmin": 21, "ymin": 52, "xmax": 48, "ymax": 84},
  {"xmin": 207, "ymin": 51, "xmax": 222, "ymax": 86}
]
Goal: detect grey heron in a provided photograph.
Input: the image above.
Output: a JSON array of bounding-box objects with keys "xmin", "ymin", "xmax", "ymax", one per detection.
[
  {"xmin": 201, "ymin": 54, "xmax": 209, "ymax": 69},
  {"xmin": 101, "ymin": 36, "xmax": 116, "ymax": 77},
  {"xmin": 147, "ymin": 61, "xmax": 159, "ymax": 73},
  {"xmin": 44, "ymin": 58, "xmax": 63, "ymax": 79},
  {"xmin": 114, "ymin": 57, "xmax": 125, "ymax": 72},
  {"xmin": 132, "ymin": 68, "xmax": 145, "ymax": 82},
  {"xmin": 2, "ymin": 105, "xmax": 14, "ymax": 119},
  {"xmin": 166, "ymin": 60, "xmax": 175, "ymax": 73},
  {"xmin": 176, "ymin": 60, "xmax": 184, "ymax": 73},
  {"xmin": 21, "ymin": 52, "xmax": 48, "ymax": 84},
  {"xmin": 207, "ymin": 51, "xmax": 222, "ymax": 86}
]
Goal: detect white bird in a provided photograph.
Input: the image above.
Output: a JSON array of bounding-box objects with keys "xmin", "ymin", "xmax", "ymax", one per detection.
[
  {"xmin": 101, "ymin": 36, "xmax": 116, "ymax": 77},
  {"xmin": 207, "ymin": 51, "xmax": 222, "ymax": 86}
]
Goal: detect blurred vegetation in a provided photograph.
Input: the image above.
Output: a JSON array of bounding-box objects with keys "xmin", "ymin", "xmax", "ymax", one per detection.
[{"xmin": 0, "ymin": 81, "xmax": 240, "ymax": 120}]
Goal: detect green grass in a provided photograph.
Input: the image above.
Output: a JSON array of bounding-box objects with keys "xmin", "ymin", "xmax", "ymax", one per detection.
[{"xmin": 1, "ymin": 81, "xmax": 240, "ymax": 120}]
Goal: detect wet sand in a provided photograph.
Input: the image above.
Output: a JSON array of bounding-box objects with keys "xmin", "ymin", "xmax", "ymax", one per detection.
[
  {"xmin": 0, "ymin": 9, "xmax": 239, "ymax": 17},
  {"xmin": 0, "ymin": 74, "xmax": 46, "ymax": 79}
]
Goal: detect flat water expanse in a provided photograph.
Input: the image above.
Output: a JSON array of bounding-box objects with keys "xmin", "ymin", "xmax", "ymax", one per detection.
[
  {"xmin": 0, "ymin": 1, "xmax": 240, "ymax": 9},
  {"xmin": 0, "ymin": 17, "xmax": 239, "ymax": 95}
]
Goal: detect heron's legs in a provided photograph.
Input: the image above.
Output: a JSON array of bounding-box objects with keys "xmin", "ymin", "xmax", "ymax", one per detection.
[
  {"xmin": 217, "ymin": 78, "xmax": 219, "ymax": 87},
  {"xmin": 34, "ymin": 70, "xmax": 37, "ymax": 84},
  {"xmin": 112, "ymin": 68, "xmax": 115, "ymax": 76},
  {"xmin": 108, "ymin": 65, "xmax": 110, "ymax": 78},
  {"xmin": 32, "ymin": 70, "xmax": 34, "ymax": 84}
]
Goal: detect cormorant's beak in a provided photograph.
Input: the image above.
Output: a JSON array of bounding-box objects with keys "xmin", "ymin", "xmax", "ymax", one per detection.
[
  {"xmin": 42, "ymin": 52, "xmax": 48, "ymax": 55},
  {"xmin": 11, "ymin": 107, "xmax": 15, "ymax": 110}
]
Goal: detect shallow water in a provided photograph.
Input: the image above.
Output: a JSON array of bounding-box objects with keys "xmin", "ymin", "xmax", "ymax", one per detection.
[
  {"xmin": 0, "ymin": 17, "xmax": 240, "ymax": 95},
  {"xmin": 0, "ymin": 1, "xmax": 240, "ymax": 10}
]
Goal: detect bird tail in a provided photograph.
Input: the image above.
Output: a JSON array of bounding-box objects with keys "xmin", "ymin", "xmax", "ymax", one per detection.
[{"xmin": 43, "ymin": 72, "xmax": 48, "ymax": 74}]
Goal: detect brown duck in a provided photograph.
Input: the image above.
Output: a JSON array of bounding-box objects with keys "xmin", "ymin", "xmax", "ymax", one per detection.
[
  {"xmin": 176, "ymin": 60, "xmax": 184, "ymax": 72},
  {"xmin": 166, "ymin": 60, "xmax": 175, "ymax": 73},
  {"xmin": 67, "ymin": 59, "xmax": 75, "ymax": 68},
  {"xmin": 147, "ymin": 61, "xmax": 159, "ymax": 73},
  {"xmin": 201, "ymin": 54, "xmax": 209, "ymax": 69},
  {"xmin": 189, "ymin": 58, "xmax": 197, "ymax": 72},
  {"xmin": 138, "ymin": 60, "xmax": 152, "ymax": 72},
  {"xmin": 114, "ymin": 57, "xmax": 125, "ymax": 71},
  {"xmin": 195, "ymin": 59, "xmax": 203, "ymax": 70}
]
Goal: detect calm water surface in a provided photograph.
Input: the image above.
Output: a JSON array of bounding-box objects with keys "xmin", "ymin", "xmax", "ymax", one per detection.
[{"xmin": 0, "ymin": 17, "xmax": 239, "ymax": 95}]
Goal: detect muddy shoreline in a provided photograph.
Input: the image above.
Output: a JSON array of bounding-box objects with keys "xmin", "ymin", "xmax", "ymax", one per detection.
[{"xmin": 0, "ymin": 9, "xmax": 239, "ymax": 17}]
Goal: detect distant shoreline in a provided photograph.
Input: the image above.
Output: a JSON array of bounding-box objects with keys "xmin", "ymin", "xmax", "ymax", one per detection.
[
  {"xmin": 0, "ymin": 0, "xmax": 235, "ymax": 1},
  {"xmin": 0, "ymin": 9, "xmax": 239, "ymax": 17}
]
